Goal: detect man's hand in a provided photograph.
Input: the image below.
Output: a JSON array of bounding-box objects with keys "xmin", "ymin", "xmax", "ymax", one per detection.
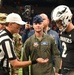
[
  {"xmin": 36, "ymin": 58, "xmax": 49, "ymax": 64},
  {"xmin": 55, "ymin": 73, "xmax": 59, "ymax": 75}
]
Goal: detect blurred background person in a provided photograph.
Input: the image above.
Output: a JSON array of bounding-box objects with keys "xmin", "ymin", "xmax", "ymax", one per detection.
[
  {"xmin": 0, "ymin": 13, "xmax": 7, "ymax": 30},
  {"xmin": 22, "ymin": 22, "xmax": 33, "ymax": 44}
]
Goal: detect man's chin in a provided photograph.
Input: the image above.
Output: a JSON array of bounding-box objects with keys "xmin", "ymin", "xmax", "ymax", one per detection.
[{"xmin": 36, "ymin": 31, "xmax": 41, "ymax": 33}]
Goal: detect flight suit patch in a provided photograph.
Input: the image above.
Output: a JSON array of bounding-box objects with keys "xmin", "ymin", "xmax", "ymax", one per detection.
[
  {"xmin": 41, "ymin": 42, "xmax": 48, "ymax": 45},
  {"xmin": 33, "ymin": 42, "xmax": 39, "ymax": 47}
]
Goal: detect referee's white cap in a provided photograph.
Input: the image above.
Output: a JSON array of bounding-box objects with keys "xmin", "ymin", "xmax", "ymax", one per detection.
[{"xmin": 6, "ymin": 13, "xmax": 26, "ymax": 25}]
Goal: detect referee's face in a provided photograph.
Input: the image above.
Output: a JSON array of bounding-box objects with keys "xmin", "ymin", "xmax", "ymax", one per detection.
[{"xmin": 9, "ymin": 22, "xmax": 22, "ymax": 34}]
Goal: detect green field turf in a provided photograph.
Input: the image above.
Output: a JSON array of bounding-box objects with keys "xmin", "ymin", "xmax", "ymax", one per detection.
[
  {"xmin": 18, "ymin": 68, "xmax": 22, "ymax": 75},
  {"xmin": 18, "ymin": 50, "xmax": 31, "ymax": 75},
  {"xmin": 18, "ymin": 49, "xmax": 23, "ymax": 75}
]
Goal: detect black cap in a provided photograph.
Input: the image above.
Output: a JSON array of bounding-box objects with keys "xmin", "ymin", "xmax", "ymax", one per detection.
[{"xmin": 33, "ymin": 15, "xmax": 43, "ymax": 23}]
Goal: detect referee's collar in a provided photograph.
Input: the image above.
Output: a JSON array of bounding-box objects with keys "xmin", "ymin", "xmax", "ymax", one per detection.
[{"xmin": 4, "ymin": 28, "xmax": 13, "ymax": 39}]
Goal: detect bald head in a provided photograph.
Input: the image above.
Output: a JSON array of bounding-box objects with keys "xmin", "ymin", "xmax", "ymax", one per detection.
[
  {"xmin": 40, "ymin": 13, "xmax": 48, "ymax": 19},
  {"xmin": 40, "ymin": 13, "xmax": 50, "ymax": 29}
]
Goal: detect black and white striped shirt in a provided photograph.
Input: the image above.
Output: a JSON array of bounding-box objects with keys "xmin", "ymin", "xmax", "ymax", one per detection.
[{"xmin": 0, "ymin": 29, "xmax": 16, "ymax": 68}]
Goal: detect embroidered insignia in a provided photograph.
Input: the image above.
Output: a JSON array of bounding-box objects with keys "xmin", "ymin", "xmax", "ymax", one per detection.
[
  {"xmin": 41, "ymin": 42, "xmax": 48, "ymax": 45},
  {"xmin": 33, "ymin": 42, "xmax": 38, "ymax": 47}
]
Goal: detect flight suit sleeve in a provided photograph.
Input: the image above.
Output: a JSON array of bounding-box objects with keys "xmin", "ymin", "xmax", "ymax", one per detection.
[
  {"xmin": 58, "ymin": 38, "xmax": 63, "ymax": 57},
  {"xmin": 22, "ymin": 39, "xmax": 30, "ymax": 75},
  {"xmin": 51, "ymin": 38, "xmax": 61, "ymax": 73}
]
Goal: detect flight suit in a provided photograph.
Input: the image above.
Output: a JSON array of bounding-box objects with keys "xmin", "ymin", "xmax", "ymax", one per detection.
[{"xmin": 23, "ymin": 33, "xmax": 61, "ymax": 75}]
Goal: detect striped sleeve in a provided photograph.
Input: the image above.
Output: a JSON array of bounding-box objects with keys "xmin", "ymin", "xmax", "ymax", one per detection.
[{"xmin": 2, "ymin": 39, "xmax": 16, "ymax": 60}]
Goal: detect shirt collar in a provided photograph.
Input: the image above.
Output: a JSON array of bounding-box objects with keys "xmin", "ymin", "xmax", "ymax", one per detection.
[
  {"xmin": 33, "ymin": 33, "xmax": 46, "ymax": 40},
  {"xmin": 4, "ymin": 28, "xmax": 13, "ymax": 39}
]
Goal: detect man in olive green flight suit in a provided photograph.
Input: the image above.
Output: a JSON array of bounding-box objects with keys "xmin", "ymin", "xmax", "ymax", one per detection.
[{"xmin": 23, "ymin": 15, "xmax": 61, "ymax": 75}]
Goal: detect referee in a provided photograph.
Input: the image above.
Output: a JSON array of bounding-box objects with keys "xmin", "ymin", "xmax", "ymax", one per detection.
[{"xmin": 0, "ymin": 13, "xmax": 49, "ymax": 75}]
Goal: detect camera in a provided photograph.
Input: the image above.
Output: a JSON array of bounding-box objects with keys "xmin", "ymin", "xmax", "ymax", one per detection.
[
  {"xmin": 22, "ymin": 5, "xmax": 34, "ymax": 25},
  {"xmin": 22, "ymin": 5, "xmax": 31, "ymax": 19},
  {"xmin": 22, "ymin": 5, "xmax": 34, "ymax": 20}
]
